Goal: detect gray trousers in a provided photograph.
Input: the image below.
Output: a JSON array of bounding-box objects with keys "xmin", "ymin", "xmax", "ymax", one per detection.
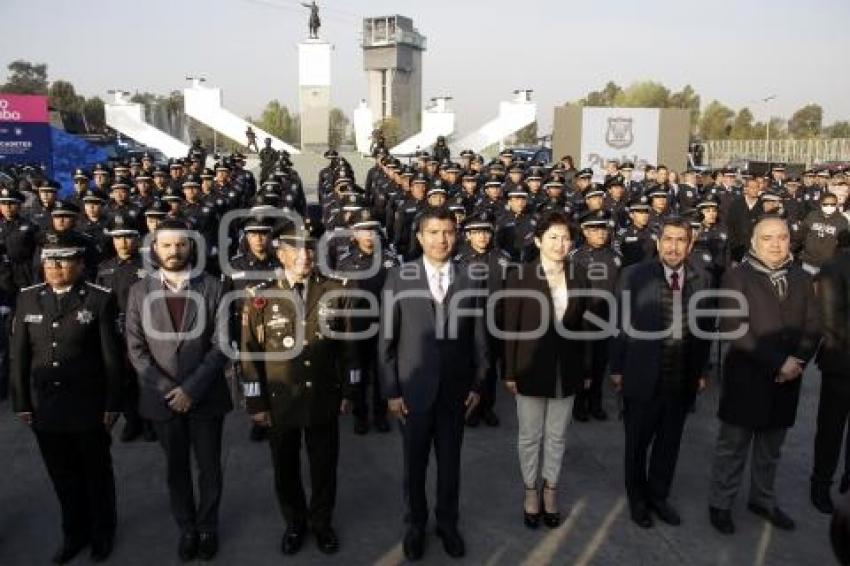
[{"xmin": 708, "ymin": 421, "xmax": 787, "ymax": 510}]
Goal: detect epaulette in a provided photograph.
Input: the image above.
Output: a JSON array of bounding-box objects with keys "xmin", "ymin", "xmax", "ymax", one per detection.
[
  {"xmin": 20, "ymin": 282, "xmax": 46, "ymax": 292},
  {"xmin": 85, "ymin": 281, "xmax": 112, "ymax": 293}
]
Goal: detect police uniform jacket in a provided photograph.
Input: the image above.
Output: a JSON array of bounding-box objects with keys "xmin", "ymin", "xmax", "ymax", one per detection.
[{"xmin": 11, "ymin": 281, "xmax": 122, "ymax": 432}]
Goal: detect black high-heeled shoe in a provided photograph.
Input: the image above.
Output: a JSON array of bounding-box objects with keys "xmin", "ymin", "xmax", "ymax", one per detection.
[
  {"xmin": 542, "ymin": 484, "xmax": 561, "ymax": 528},
  {"xmin": 523, "ymin": 486, "xmax": 541, "ymax": 529}
]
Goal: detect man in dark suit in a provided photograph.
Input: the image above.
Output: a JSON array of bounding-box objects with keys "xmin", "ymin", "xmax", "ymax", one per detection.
[
  {"xmin": 379, "ymin": 206, "xmax": 490, "ymax": 560},
  {"xmin": 708, "ymin": 214, "xmax": 820, "ymax": 534},
  {"xmin": 125, "ymin": 219, "xmax": 232, "ymax": 561},
  {"xmin": 11, "ymin": 231, "xmax": 123, "ymax": 564},
  {"xmin": 610, "ymin": 217, "xmax": 712, "ymax": 529}
]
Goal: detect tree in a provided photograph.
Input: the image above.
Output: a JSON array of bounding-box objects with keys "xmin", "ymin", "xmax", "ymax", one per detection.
[
  {"xmin": 698, "ymin": 100, "xmax": 735, "ymax": 139},
  {"xmin": 729, "ymin": 108, "xmax": 755, "ymax": 139},
  {"xmin": 825, "ymin": 121, "xmax": 850, "ymax": 138},
  {"xmin": 375, "ymin": 117, "xmax": 401, "ymax": 148},
  {"xmin": 514, "ymin": 121, "xmax": 538, "ymax": 145},
  {"xmin": 613, "ymin": 81, "xmax": 670, "ymax": 108},
  {"xmin": 82, "ymin": 96, "xmax": 106, "ymax": 133},
  {"xmin": 788, "ymin": 104, "xmax": 823, "ymax": 139},
  {"xmin": 255, "ymin": 100, "xmax": 295, "ymax": 143},
  {"xmin": 48, "ymin": 80, "xmax": 83, "ymax": 113},
  {"xmin": 328, "ymin": 107, "xmax": 350, "ymax": 149},
  {"xmin": 579, "ymin": 81, "xmax": 622, "ymax": 106},
  {"xmin": 2, "ymin": 60, "xmax": 48, "ymax": 94}
]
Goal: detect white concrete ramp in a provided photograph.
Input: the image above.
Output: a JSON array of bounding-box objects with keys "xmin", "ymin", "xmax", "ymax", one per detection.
[
  {"xmin": 105, "ymin": 91, "xmax": 190, "ymax": 159},
  {"xmin": 451, "ymin": 90, "xmax": 536, "ymax": 154},
  {"xmin": 183, "ymin": 80, "xmax": 300, "ymax": 155},
  {"xmin": 390, "ymin": 97, "xmax": 455, "ymax": 156}
]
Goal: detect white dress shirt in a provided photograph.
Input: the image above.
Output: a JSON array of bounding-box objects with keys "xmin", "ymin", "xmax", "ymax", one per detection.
[
  {"xmin": 663, "ymin": 264, "xmax": 685, "ymax": 292},
  {"xmin": 423, "ymin": 257, "xmax": 452, "ymax": 303}
]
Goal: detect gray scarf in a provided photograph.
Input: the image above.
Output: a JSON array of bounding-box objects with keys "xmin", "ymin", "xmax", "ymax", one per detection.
[{"xmin": 743, "ymin": 251, "xmax": 792, "ymax": 300}]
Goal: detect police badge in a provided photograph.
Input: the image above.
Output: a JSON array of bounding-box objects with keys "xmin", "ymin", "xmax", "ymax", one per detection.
[
  {"xmin": 76, "ymin": 309, "xmax": 94, "ymax": 325},
  {"xmin": 605, "ymin": 117, "xmax": 634, "ymax": 150}
]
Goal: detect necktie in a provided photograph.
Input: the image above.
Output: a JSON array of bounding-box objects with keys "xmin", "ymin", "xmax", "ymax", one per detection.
[
  {"xmin": 293, "ymin": 282, "xmax": 305, "ymax": 303},
  {"xmin": 433, "ymin": 271, "xmax": 445, "ymax": 303},
  {"xmin": 669, "ymin": 272, "xmax": 680, "ymax": 291}
]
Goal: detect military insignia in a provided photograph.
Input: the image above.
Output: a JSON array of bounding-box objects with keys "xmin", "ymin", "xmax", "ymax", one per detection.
[
  {"xmin": 253, "ymin": 297, "xmax": 267, "ymax": 310},
  {"xmin": 282, "ymin": 336, "xmax": 295, "ymax": 348},
  {"xmin": 76, "ymin": 309, "xmax": 94, "ymax": 325},
  {"xmin": 605, "ymin": 117, "xmax": 634, "ymax": 150},
  {"xmin": 272, "ymin": 304, "xmax": 279, "ymax": 313}
]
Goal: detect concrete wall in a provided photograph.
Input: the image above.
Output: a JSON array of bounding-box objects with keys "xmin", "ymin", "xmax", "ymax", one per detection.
[
  {"xmin": 363, "ymin": 45, "xmax": 422, "ymax": 140},
  {"xmin": 300, "ymin": 86, "xmax": 330, "ymax": 151},
  {"xmin": 552, "ymin": 104, "xmax": 583, "ymax": 163}
]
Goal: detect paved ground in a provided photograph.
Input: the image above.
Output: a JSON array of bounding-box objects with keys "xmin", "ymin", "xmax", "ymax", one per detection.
[{"xmin": 0, "ymin": 359, "xmax": 838, "ymax": 565}]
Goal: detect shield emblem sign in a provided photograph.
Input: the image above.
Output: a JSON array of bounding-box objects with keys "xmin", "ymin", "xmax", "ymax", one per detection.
[{"xmin": 605, "ymin": 117, "xmax": 634, "ymax": 149}]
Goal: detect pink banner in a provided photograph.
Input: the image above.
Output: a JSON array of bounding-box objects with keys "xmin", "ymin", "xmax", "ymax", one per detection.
[{"xmin": 0, "ymin": 93, "xmax": 49, "ymax": 123}]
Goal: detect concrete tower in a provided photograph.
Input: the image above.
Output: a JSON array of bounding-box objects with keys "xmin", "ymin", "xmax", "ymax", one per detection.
[{"xmin": 362, "ymin": 16, "xmax": 426, "ymax": 141}]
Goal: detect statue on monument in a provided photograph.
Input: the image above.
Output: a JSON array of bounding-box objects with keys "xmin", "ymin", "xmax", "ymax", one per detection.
[{"xmin": 300, "ymin": 1, "xmax": 321, "ymax": 39}]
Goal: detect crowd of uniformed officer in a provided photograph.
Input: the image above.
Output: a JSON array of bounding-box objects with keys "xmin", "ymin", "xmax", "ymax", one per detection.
[{"xmin": 1, "ymin": 138, "xmax": 849, "ymax": 562}]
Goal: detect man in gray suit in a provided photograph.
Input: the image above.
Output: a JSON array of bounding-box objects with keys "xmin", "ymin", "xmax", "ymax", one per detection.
[
  {"xmin": 379, "ymin": 206, "xmax": 489, "ymax": 561},
  {"xmin": 125, "ymin": 219, "xmax": 232, "ymax": 562}
]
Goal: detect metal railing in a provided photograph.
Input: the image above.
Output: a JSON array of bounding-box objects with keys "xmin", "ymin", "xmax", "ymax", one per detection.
[{"xmin": 702, "ymin": 138, "xmax": 850, "ymax": 167}]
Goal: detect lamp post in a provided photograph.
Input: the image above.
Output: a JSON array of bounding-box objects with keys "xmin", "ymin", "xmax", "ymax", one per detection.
[{"xmin": 760, "ymin": 95, "xmax": 777, "ymax": 162}]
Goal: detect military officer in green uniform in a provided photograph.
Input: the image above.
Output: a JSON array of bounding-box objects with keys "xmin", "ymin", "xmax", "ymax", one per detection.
[{"xmin": 240, "ymin": 217, "xmax": 359, "ymax": 557}]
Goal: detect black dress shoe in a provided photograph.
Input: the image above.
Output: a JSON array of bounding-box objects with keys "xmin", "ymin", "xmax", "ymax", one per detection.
[
  {"xmin": 811, "ymin": 483, "xmax": 835, "ymax": 514},
  {"xmin": 629, "ymin": 503, "xmax": 653, "ymax": 529},
  {"xmin": 53, "ymin": 537, "xmax": 88, "ymax": 564},
  {"xmin": 90, "ymin": 535, "xmax": 114, "ymax": 562},
  {"xmin": 709, "ymin": 506, "xmax": 735, "ymax": 535},
  {"xmin": 402, "ymin": 526, "xmax": 425, "ymax": 561},
  {"xmin": 314, "ymin": 527, "xmax": 340, "ymax": 554},
  {"xmin": 249, "ymin": 423, "xmax": 267, "ymax": 442},
  {"xmin": 590, "ymin": 407, "xmax": 608, "ymax": 421},
  {"xmin": 841, "ymin": 473, "xmax": 850, "ymax": 494},
  {"xmin": 482, "ymin": 411, "xmax": 500, "ymax": 427},
  {"xmin": 120, "ymin": 421, "xmax": 142, "ymax": 442},
  {"xmin": 197, "ymin": 532, "xmax": 218, "ymax": 561},
  {"xmin": 747, "ymin": 503, "xmax": 795, "ymax": 530},
  {"xmin": 353, "ymin": 418, "xmax": 369, "ymax": 435},
  {"xmin": 650, "ymin": 500, "xmax": 681, "ymax": 526},
  {"xmin": 178, "ymin": 532, "xmax": 199, "ymax": 562},
  {"xmin": 281, "ymin": 525, "xmax": 305, "ymax": 555},
  {"xmin": 374, "ymin": 417, "xmax": 391, "ymax": 433},
  {"xmin": 435, "ymin": 526, "xmax": 466, "ymax": 558}
]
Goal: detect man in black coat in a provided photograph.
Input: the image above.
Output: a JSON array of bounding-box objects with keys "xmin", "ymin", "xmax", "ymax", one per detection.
[
  {"xmin": 725, "ymin": 176, "xmax": 763, "ymax": 262},
  {"xmin": 11, "ymin": 231, "xmax": 122, "ymax": 563},
  {"xmin": 813, "ymin": 248, "xmax": 850, "ymax": 514},
  {"xmin": 610, "ymin": 217, "xmax": 712, "ymax": 529},
  {"xmin": 708, "ymin": 214, "xmax": 820, "ymax": 535},
  {"xmin": 379, "ymin": 207, "xmax": 489, "ymax": 561}
]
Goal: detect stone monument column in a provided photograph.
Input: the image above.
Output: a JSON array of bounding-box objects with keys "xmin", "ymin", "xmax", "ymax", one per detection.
[{"xmin": 298, "ymin": 38, "xmax": 331, "ymax": 152}]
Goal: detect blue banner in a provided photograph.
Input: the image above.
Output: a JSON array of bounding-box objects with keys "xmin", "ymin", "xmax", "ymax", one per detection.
[{"xmin": 0, "ymin": 122, "xmax": 53, "ymax": 174}]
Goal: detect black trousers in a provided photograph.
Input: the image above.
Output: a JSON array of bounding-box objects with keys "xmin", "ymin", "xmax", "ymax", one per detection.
[
  {"xmin": 35, "ymin": 427, "xmax": 116, "ymax": 542},
  {"xmin": 268, "ymin": 419, "xmax": 339, "ymax": 530},
  {"xmin": 153, "ymin": 415, "xmax": 224, "ymax": 534},
  {"xmin": 475, "ymin": 353, "xmax": 500, "ymax": 415},
  {"xmin": 400, "ymin": 395, "xmax": 465, "ymax": 529},
  {"xmin": 576, "ymin": 338, "xmax": 609, "ymax": 412},
  {"xmin": 623, "ymin": 391, "xmax": 689, "ymax": 505},
  {"xmin": 813, "ymin": 375, "xmax": 850, "ymax": 486},
  {"xmin": 353, "ymin": 340, "xmax": 387, "ymax": 421}
]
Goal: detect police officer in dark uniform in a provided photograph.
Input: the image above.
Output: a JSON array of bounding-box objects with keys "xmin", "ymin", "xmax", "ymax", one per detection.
[
  {"xmin": 604, "ymin": 175, "xmax": 630, "ymax": 228},
  {"xmin": 69, "ymin": 168, "xmax": 90, "ymax": 209},
  {"xmin": 496, "ymin": 186, "xmax": 538, "ymax": 263},
  {"xmin": 35, "ymin": 201, "xmax": 101, "ymax": 282},
  {"xmin": 572, "ymin": 209, "xmax": 621, "ymax": 421},
  {"xmin": 11, "ymin": 231, "xmax": 122, "ymax": 564},
  {"xmin": 616, "ymin": 195, "xmax": 657, "ymax": 267},
  {"xmin": 79, "ymin": 190, "xmax": 112, "ymax": 259},
  {"xmin": 0, "ymin": 186, "xmax": 39, "ymax": 295},
  {"xmin": 454, "ymin": 211, "xmax": 512, "ymax": 427},
  {"xmin": 131, "ymin": 171, "xmax": 157, "ymax": 210},
  {"xmin": 95, "ymin": 214, "xmax": 155, "ymax": 443},
  {"xmin": 240, "ymin": 219, "xmax": 359, "ymax": 556},
  {"xmin": 336, "ymin": 210, "xmax": 399, "ymax": 435},
  {"xmin": 181, "ymin": 174, "xmax": 219, "ymax": 270},
  {"xmin": 392, "ymin": 174, "xmax": 428, "ymax": 260},
  {"xmin": 692, "ymin": 195, "xmax": 730, "ymax": 287},
  {"xmin": 29, "ymin": 180, "xmax": 60, "ymax": 230}
]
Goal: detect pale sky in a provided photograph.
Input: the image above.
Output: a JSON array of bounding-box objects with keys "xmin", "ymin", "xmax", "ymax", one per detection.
[{"xmin": 2, "ymin": 0, "xmax": 849, "ymax": 136}]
